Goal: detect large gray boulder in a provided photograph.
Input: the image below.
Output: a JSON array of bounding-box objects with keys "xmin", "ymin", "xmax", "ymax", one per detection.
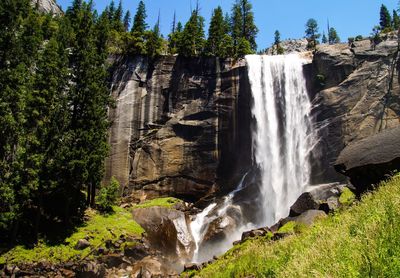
[
  {"xmin": 335, "ymin": 126, "xmax": 400, "ymax": 193},
  {"xmin": 132, "ymin": 207, "xmax": 195, "ymax": 261}
]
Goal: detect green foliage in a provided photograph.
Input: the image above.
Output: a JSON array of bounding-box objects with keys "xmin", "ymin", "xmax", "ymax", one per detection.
[
  {"xmin": 236, "ymin": 37, "xmax": 253, "ymax": 57},
  {"xmin": 339, "ymin": 187, "xmax": 356, "ymax": 206},
  {"xmin": 231, "ymin": 0, "xmax": 258, "ymax": 52},
  {"xmin": 131, "ymin": 0, "xmax": 147, "ymax": 34},
  {"xmin": 96, "ymin": 177, "xmax": 120, "ymax": 212},
  {"xmin": 328, "ymin": 27, "xmax": 340, "ymax": 44},
  {"xmin": 322, "ymin": 32, "xmax": 328, "ymax": 44},
  {"xmin": 132, "ymin": 197, "xmax": 182, "ymax": 209},
  {"xmin": 0, "ymin": 207, "xmax": 144, "ymax": 264},
  {"xmin": 177, "ymin": 9, "xmax": 205, "ymax": 56},
  {"xmin": 192, "ymin": 175, "xmax": 400, "ymax": 278},
  {"xmin": 274, "ymin": 30, "xmax": 284, "ymax": 55},
  {"xmin": 305, "ymin": 18, "xmax": 320, "ymax": 49},
  {"xmin": 380, "ymin": 4, "xmax": 392, "ymax": 31},
  {"xmin": 393, "ymin": 10, "xmax": 400, "ymax": 30},
  {"xmin": 205, "ymin": 6, "xmax": 227, "ymax": 57}
]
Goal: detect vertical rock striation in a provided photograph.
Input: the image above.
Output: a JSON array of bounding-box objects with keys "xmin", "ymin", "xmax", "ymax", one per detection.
[{"xmin": 104, "ymin": 56, "xmax": 252, "ymax": 203}]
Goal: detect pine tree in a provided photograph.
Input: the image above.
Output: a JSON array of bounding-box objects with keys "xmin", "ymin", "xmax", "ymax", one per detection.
[
  {"xmin": 206, "ymin": 6, "xmax": 227, "ymax": 56},
  {"xmin": 231, "ymin": 2, "xmax": 243, "ymax": 48},
  {"xmin": 168, "ymin": 13, "xmax": 181, "ymax": 55},
  {"xmin": 123, "ymin": 10, "xmax": 131, "ymax": 31},
  {"xmin": 113, "ymin": 0, "xmax": 124, "ymax": 31},
  {"xmin": 328, "ymin": 27, "xmax": 340, "ymax": 44},
  {"xmin": 380, "ymin": 4, "xmax": 392, "ymax": 32},
  {"xmin": 240, "ymin": 0, "xmax": 258, "ymax": 51},
  {"xmin": 177, "ymin": 9, "xmax": 205, "ymax": 56},
  {"xmin": 274, "ymin": 30, "xmax": 284, "ymax": 54},
  {"xmin": 129, "ymin": 0, "xmax": 148, "ymax": 54},
  {"xmin": 146, "ymin": 13, "xmax": 163, "ymax": 57},
  {"xmin": 322, "ymin": 32, "xmax": 328, "ymax": 44},
  {"xmin": 305, "ymin": 18, "xmax": 320, "ymax": 49},
  {"xmin": 393, "ymin": 10, "xmax": 400, "ymax": 30}
]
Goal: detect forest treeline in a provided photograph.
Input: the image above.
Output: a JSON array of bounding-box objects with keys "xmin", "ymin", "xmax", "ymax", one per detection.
[{"xmin": 104, "ymin": 0, "xmax": 258, "ymax": 58}]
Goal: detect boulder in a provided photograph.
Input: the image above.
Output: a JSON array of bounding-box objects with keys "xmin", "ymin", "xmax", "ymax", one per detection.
[
  {"xmin": 74, "ymin": 239, "xmax": 91, "ymax": 250},
  {"xmin": 76, "ymin": 262, "xmax": 106, "ymax": 278},
  {"xmin": 130, "ymin": 256, "xmax": 179, "ymax": 278},
  {"xmin": 183, "ymin": 263, "xmax": 201, "ymax": 271},
  {"xmin": 290, "ymin": 183, "xmax": 345, "ymax": 216},
  {"xmin": 335, "ymin": 127, "xmax": 400, "ymax": 193},
  {"xmin": 124, "ymin": 243, "xmax": 149, "ymax": 260},
  {"xmin": 241, "ymin": 228, "xmax": 270, "ymax": 242},
  {"xmin": 293, "ymin": 210, "xmax": 327, "ymax": 226},
  {"xmin": 132, "ymin": 207, "xmax": 195, "ymax": 260},
  {"xmin": 100, "ymin": 254, "xmax": 125, "ymax": 268}
]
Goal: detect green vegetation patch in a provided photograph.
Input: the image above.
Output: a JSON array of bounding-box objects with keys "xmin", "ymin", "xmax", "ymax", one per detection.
[
  {"xmin": 0, "ymin": 207, "xmax": 144, "ymax": 265},
  {"xmin": 132, "ymin": 197, "xmax": 182, "ymax": 209},
  {"xmin": 191, "ymin": 175, "xmax": 400, "ymax": 278},
  {"xmin": 339, "ymin": 187, "xmax": 356, "ymax": 206}
]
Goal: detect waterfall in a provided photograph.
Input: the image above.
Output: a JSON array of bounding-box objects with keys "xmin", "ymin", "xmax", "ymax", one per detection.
[
  {"xmin": 189, "ymin": 53, "xmax": 316, "ymax": 263},
  {"xmin": 246, "ymin": 54, "xmax": 316, "ymax": 226}
]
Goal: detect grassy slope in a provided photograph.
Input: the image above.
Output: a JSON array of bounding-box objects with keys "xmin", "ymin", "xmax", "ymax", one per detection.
[
  {"xmin": 0, "ymin": 197, "xmax": 181, "ymax": 265},
  {"xmin": 192, "ymin": 175, "xmax": 400, "ymax": 278}
]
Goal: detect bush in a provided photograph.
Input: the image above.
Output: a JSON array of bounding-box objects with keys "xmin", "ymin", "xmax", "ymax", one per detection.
[{"xmin": 96, "ymin": 177, "xmax": 120, "ymax": 213}]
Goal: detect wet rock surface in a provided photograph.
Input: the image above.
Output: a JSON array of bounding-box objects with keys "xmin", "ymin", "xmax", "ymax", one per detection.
[{"xmin": 132, "ymin": 206, "xmax": 195, "ymax": 262}]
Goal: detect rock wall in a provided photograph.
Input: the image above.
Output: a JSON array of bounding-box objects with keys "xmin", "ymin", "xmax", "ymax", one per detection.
[
  {"xmin": 312, "ymin": 38, "xmax": 400, "ymax": 182},
  {"xmin": 104, "ymin": 56, "xmax": 252, "ymax": 203},
  {"xmin": 31, "ymin": 0, "xmax": 62, "ymax": 15}
]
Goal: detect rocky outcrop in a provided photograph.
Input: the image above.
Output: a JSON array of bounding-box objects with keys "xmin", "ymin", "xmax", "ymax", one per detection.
[
  {"xmin": 132, "ymin": 207, "xmax": 195, "ymax": 262},
  {"xmin": 31, "ymin": 0, "xmax": 62, "ymax": 15},
  {"xmin": 290, "ymin": 183, "xmax": 346, "ymax": 216},
  {"xmin": 104, "ymin": 56, "xmax": 252, "ymax": 202},
  {"xmin": 312, "ymin": 39, "xmax": 400, "ymax": 183},
  {"xmin": 264, "ymin": 39, "xmax": 309, "ymax": 55},
  {"xmin": 335, "ymin": 126, "xmax": 400, "ymax": 193}
]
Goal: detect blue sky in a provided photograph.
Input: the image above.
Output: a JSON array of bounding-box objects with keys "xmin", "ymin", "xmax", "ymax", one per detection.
[{"xmin": 57, "ymin": 0, "xmax": 399, "ymax": 50}]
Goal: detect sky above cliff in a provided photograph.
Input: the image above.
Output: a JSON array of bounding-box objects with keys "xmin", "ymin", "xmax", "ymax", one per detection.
[{"xmin": 57, "ymin": 0, "xmax": 399, "ymax": 50}]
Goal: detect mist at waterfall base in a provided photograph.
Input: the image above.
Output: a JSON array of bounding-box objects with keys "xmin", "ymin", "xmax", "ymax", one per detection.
[{"xmin": 189, "ymin": 54, "xmax": 317, "ymax": 263}]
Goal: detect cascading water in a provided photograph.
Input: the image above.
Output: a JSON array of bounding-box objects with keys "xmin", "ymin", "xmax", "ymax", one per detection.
[
  {"xmin": 247, "ymin": 54, "xmax": 317, "ymax": 226},
  {"xmin": 189, "ymin": 53, "xmax": 316, "ymax": 263}
]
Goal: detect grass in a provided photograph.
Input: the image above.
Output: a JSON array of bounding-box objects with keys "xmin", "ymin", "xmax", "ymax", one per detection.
[
  {"xmin": 132, "ymin": 197, "xmax": 182, "ymax": 209},
  {"xmin": 0, "ymin": 206, "xmax": 144, "ymax": 265},
  {"xmin": 189, "ymin": 175, "xmax": 400, "ymax": 278}
]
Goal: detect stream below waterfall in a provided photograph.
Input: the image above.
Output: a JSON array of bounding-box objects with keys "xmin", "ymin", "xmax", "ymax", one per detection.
[{"xmin": 189, "ymin": 53, "xmax": 317, "ymax": 263}]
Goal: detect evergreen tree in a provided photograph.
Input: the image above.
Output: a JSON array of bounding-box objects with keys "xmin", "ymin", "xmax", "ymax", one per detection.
[
  {"xmin": 231, "ymin": 2, "xmax": 243, "ymax": 47},
  {"xmin": 322, "ymin": 32, "xmax": 328, "ymax": 44},
  {"xmin": 129, "ymin": 0, "xmax": 147, "ymax": 54},
  {"xmin": 393, "ymin": 10, "xmax": 400, "ymax": 30},
  {"xmin": 305, "ymin": 18, "xmax": 320, "ymax": 49},
  {"xmin": 123, "ymin": 10, "xmax": 131, "ymax": 32},
  {"xmin": 146, "ymin": 14, "xmax": 163, "ymax": 57},
  {"xmin": 236, "ymin": 37, "xmax": 252, "ymax": 58},
  {"xmin": 168, "ymin": 13, "xmax": 182, "ymax": 55},
  {"xmin": 328, "ymin": 27, "xmax": 340, "ymax": 44},
  {"xmin": 240, "ymin": 0, "xmax": 258, "ymax": 51},
  {"xmin": 113, "ymin": 0, "xmax": 124, "ymax": 31},
  {"xmin": 177, "ymin": 9, "xmax": 205, "ymax": 56},
  {"xmin": 380, "ymin": 4, "xmax": 392, "ymax": 31},
  {"xmin": 206, "ymin": 6, "xmax": 227, "ymax": 57},
  {"xmin": 231, "ymin": 0, "xmax": 257, "ymax": 54},
  {"xmin": 132, "ymin": 0, "xmax": 147, "ymax": 34},
  {"xmin": 274, "ymin": 30, "xmax": 284, "ymax": 54}
]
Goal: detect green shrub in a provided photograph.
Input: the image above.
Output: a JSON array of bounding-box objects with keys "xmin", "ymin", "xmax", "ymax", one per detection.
[
  {"xmin": 96, "ymin": 177, "xmax": 120, "ymax": 213},
  {"xmin": 339, "ymin": 187, "xmax": 355, "ymax": 206}
]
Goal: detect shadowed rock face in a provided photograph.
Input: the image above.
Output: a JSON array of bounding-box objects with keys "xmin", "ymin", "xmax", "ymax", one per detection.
[
  {"xmin": 335, "ymin": 126, "xmax": 400, "ymax": 193},
  {"xmin": 312, "ymin": 38, "xmax": 400, "ymax": 183},
  {"xmin": 104, "ymin": 56, "xmax": 252, "ymax": 203}
]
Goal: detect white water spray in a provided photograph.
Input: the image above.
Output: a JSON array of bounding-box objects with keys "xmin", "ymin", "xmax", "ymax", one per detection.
[
  {"xmin": 246, "ymin": 54, "xmax": 316, "ymax": 226},
  {"xmin": 189, "ymin": 53, "xmax": 316, "ymax": 263}
]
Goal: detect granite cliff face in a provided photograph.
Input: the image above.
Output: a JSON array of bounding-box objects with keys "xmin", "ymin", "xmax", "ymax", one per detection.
[
  {"xmin": 105, "ymin": 37, "xmax": 400, "ymax": 203},
  {"xmin": 312, "ymin": 38, "xmax": 400, "ymax": 182},
  {"xmin": 31, "ymin": 0, "xmax": 62, "ymax": 15},
  {"xmin": 104, "ymin": 56, "xmax": 252, "ymax": 203}
]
